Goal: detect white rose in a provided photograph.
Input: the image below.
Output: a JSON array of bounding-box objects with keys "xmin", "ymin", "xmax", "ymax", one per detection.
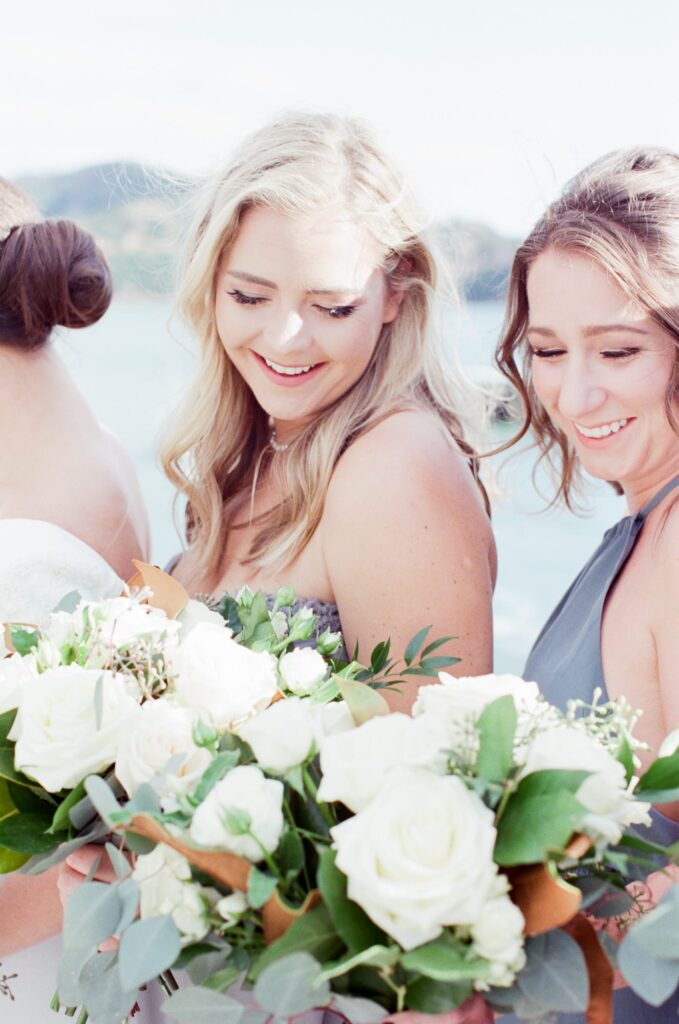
[
  {"xmin": 471, "ymin": 892, "xmax": 526, "ymax": 988},
  {"xmin": 133, "ymin": 844, "xmax": 209, "ymax": 943},
  {"xmin": 278, "ymin": 648, "xmax": 328, "ymax": 696},
  {"xmin": 11, "ymin": 666, "xmax": 140, "ymax": 792},
  {"xmin": 189, "ymin": 764, "xmax": 284, "ymax": 862},
  {"xmin": 522, "ymin": 726, "xmax": 651, "ymax": 844},
  {"xmin": 216, "ymin": 891, "xmax": 248, "ymax": 926},
  {"xmin": 169, "ymin": 623, "xmax": 278, "ymax": 730},
  {"xmin": 0, "ymin": 653, "xmax": 37, "ymax": 714},
  {"xmin": 0, "ymin": 627, "xmax": 8, "ymax": 660},
  {"xmin": 332, "ymin": 768, "xmax": 499, "ymax": 950},
  {"xmin": 318, "ymin": 713, "xmax": 448, "ymax": 812},
  {"xmin": 312, "ymin": 699, "xmax": 355, "ymax": 738},
  {"xmin": 178, "ymin": 599, "xmax": 229, "ymax": 638},
  {"xmin": 238, "ymin": 697, "xmax": 317, "ymax": 773},
  {"xmin": 115, "ymin": 700, "xmax": 212, "ymax": 798},
  {"xmin": 414, "ymin": 673, "xmax": 540, "ymax": 730}
]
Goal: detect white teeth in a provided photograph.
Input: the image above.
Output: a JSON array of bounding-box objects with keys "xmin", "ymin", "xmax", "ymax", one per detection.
[
  {"xmin": 263, "ymin": 356, "xmax": 316, "ymax": 376},
  {"xmin": 575, "ymin": 418, "xmax": 629, "ymax": 439}
]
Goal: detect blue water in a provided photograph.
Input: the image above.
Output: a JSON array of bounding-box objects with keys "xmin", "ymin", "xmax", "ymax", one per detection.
[{"xmin": 56, "ymin": 298, "xmax": 625, "ymax": 674}]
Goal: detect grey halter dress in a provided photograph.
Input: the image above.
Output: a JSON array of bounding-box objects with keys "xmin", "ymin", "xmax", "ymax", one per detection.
[{"xmin": 517, "ymin": 473, "xmax": 679, "ymax": 1023}]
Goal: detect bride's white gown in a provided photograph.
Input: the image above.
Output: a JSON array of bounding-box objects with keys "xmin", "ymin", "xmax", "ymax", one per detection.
[{"xmin": 0, "ymin": 519, "xmax": 164, "ymax": 1022}]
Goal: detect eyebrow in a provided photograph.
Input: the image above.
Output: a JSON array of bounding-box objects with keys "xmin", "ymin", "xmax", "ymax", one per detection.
[
  {"xmin": 527, "ymin": 324, "xmax": 651, "ymax": 338},
  {"xmin": 226, "ymin": 270, "xmax": 357, "ymax": 296}
]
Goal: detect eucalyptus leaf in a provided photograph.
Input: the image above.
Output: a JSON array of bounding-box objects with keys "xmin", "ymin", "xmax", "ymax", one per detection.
[
  {"xmin": 247, "ymin": 865, "xmax": 277, "ymax": 909},
  {"xmin": 329, "ymin": 994, "xmax": 386, "ymax": 1024},
  {"xmin": 254, "ymin": 951, "xmax": 330, "ymax": 1014},
  {"xmin": 79, "ymin": 950, "xmax": 138, "ymax": 1024},
  {"xmin": 201, "ymin": 964, "xmax": 244, "ymax": 991},
  {"xmin": 163, "ymin": 987, "xmax": 245, "ymax": 1024},
  {"xmin": 63, "ymin": 881, "xmax": 122, "ymax": 948},
  {"xmin": 117, "ymin": 914, "xmax": 182, "ymax": 990},
  {"xmin": 517, "ymin": 930, "xmax": 588, "ymax": 1012},
  {"xmin": 105, "ymin": 841, "xmax": 133, "ymax": 880},
  {"xmin": 57, "ymin": 945, "xmax": 94, "ymax": 1007},
  {"xmin": 19, "ymin": 820, "xmax": 109, "ymax": 874},
  {"xmin": 623, "ymin": 899, "xmax": 679, "ymax": 959},
  {"xmin": 84, "ymin": 774, "xmax": 121, "ymax": 826},
  {"xmin": 475, "ymin": 696, "xmax": 517, "ymax": 783},
  {"xmin": 54, "ymin": 590, "xmax": 82, "ymax": 614},
  {"xmin": 115, "ymin": 877, "xmax": 140, "ymax": 934},
  {"xmin": 618, "ymin": 930, "xmax": 679, "ymax": 1005}
]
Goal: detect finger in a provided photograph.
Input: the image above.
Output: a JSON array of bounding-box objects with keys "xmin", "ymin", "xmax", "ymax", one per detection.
[{"xmin": 65, "ymin": 846, "xmax": 118, "ymax": 883}]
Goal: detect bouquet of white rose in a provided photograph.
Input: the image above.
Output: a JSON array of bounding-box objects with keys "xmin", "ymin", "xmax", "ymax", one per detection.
[{"xmin": 4, "ymin": 565, "xmax": 679, "ymax": 1024}]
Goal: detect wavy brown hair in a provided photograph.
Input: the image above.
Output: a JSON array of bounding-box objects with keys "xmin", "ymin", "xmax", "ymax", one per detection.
[
  {"xmin": 161, "ymin": 112, "xmax": 487, "ymax": 582},
  {"xmin": 496, "ymin": 147, "xmax": 679, "ymax": 508}
]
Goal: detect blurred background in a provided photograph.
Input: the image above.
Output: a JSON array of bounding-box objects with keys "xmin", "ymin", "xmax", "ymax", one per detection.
[{"xmin": 3, "ymin": 0, "xmax": 678, "ymax": 670}]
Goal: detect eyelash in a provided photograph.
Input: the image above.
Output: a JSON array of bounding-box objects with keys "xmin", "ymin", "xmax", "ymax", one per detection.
[
  {"xmin": 530, "ymin": 347, "xmax": 641, "ymax": 361},
  {"xmin": 227, "ymin": 290, "xmax": 356, "ymax": 319}
]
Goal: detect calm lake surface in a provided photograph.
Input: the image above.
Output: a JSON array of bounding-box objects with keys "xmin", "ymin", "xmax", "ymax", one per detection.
[{"xmin": 57, "ymin": 297, "xmax": 625, "ymax": 674}]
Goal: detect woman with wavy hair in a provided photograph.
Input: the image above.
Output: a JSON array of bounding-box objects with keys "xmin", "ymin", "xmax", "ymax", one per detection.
[
  {"xmin": 496, "ymin": 147, "xmax": 679, "ymax": 1022},
  {"xmin": 0, "ymin": 179, "xmax": 149, "ymax": 1013},
  {"xmin": 163, "ymin": 112, "xmax": 496, "ymax": 712}
]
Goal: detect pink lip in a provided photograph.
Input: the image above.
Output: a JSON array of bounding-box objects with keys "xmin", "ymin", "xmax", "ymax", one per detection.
[
  {"xmin": 573, "ymin": 418, "xmax": 635, "ymax": 449},
  {"xmin": 253, "ymin": 352, "xmax": 325, "ymax": 388}
]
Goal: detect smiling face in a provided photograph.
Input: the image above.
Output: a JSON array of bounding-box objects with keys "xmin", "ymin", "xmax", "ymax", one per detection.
[
  {"xmin": 214, "ymin": 206, "xmax": 402, "ymax": 440},
  {"xmin": 526, "ymin": 248, "xmax": 679, "ymax": 506}
]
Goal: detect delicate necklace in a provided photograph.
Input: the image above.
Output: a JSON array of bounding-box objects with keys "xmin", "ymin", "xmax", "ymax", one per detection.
[{"xmin": 270, "ymin": 425, "xmax": 290, "ymax": 454}]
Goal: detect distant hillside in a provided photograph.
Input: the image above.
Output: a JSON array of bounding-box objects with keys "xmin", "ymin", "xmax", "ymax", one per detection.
[{"xmin": 17, "ymin": 163, "xmax": 518, "ymax": 301}]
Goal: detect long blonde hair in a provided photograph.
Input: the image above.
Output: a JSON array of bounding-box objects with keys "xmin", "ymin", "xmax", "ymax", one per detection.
[
  {"xmin": 496, "ymin": 146, "xmax": 679, "ymax": 509},
  {"xmin": 162, "ymin": 112, "xmax": 484, "ymax": 581}
]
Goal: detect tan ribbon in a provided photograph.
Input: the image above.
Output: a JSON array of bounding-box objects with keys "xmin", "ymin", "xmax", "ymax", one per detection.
[{"xmin": 126, "ymin": 561, "xmax": 189, "ymax": 619}]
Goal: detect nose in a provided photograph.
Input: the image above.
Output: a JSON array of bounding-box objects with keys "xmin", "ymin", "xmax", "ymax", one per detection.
[
  {"xmin": 556, "ymin": 356, "xmax": 607, "ymax": 421},
  {"xmin": 266, "ymin": 310, "xmax": 309, "ymax": 352}
]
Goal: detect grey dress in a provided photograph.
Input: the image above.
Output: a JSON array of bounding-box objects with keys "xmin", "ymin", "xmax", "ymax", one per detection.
[{"xmin": 517, "ymin": 473, "xmax": 679, "ymax": 1023}]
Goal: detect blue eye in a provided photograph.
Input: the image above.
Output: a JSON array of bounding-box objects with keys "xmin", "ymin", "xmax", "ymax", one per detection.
[{"xmin": 227, "ymin": 289, "xmax": 267, "ymax": 306}]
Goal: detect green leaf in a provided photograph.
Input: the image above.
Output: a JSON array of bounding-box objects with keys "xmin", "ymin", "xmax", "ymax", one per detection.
[
  {"xmin": 191, "ymin": 751, "xmax": 240, "ymax": 805},
  {"xmin": 475, "ymin": 696, "xmax": 517, "ymax": 783},
  {"xmin": 9, "ymin": 625, "xmax": 39, "ymax": 656},
  {"xmin": 318, "ymin": 944, "xmax": 398, "ymax": 982},
  {"xmin": 518, "ymin": 930, "xmax": 588, "ymax": 1012},
  {"xmin": 0, "ymin": 709, "xmax": 17, "ymax": 744},
  {"xmin": 50, "ymin": 780, "xmax": 87, "ymax": 834},
  {"xmin": 637, "ymin": 749, "xmax": 679, "ymax": 800},
  {"xmin": 247, "ymin": 866, "xmax": 278, "ymax": 909},
  {"xmin": 249, "ymin": 903, "xmax": 343, "ymax": 981},
  {"xmin": 0, "ymin": 845, "xmax": 30, "ymax": 872},
  {"xmin": 369, "ymin": 640, "xmax": 391, "ymax": 675},
  {"xmin": 163, "ymin": 987, "xmax": 245, "ymax": 1023},
  {"xmin": 405, "ymin": 977, "xmax": 472, "ymax": 1013},
  {"xmin": 404, "ymin": 626, "xmax": 431, "ymax": 666},
  {"xmin": 337, "ymin": 679, "xmax": 389, "ymax": 725},
  {"xmin": 317, "ymin": 848, "xmax": 386, "ymax": 952},
  {"xmin": 118, "ymin": 914, "xmax": 182, "ymax": 990},
  {"xmin": 0, "ymin": 812, "xmax": 56, "ymax": 853},
  {"xmin": 418, "ymin": 655, "xmax": 460, "ymax": 674},
  {"xmin": 616, "ymin": 735, "xmax": 635, "ymax": 784},
  {"xmin": 63, "ymin": 881, "xmax": 122, "ymax": 948},
  {"xmin": 0, "ymin": 747, "xmax": 34, "ymax": 788},
  {"xmin": 202, "ymin": 964, "xmax": 244, "ymax": 991},
  {"xmin": 401, "ymin": 938, "xmax": 490, "ymax": 982},
  {"xmin": 494, "ymin": 770, "xmax": 588, "ymax": 866},
  {"xmin": 254, "ymin": 951, "xmax": 330, "ymax": 1014},
  {"xmin": 224, "ymin": 808, "xmax": 252, "ymax": 835},
  {"xmin": 0, "ymin": 777, "xmax": 15, "ymax": 822},
  {"xmin": 276, "ymin": 829, "xmax": 305, "ymax": 881}
]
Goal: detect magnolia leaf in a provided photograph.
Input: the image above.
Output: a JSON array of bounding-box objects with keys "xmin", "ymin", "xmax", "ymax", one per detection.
[
  {"xmin": 118, "ymin": 914, "xmax": 182, "ymax": 990},
  {"xmin": 50, "ymin": 780, "xmax": 87, "ymax": 834},
  {"xmin": 517, "ymin": 930, "xmax": 589, "ymax": 1012},
  {"xmin": 0, "ymin": 845, "xmax": 29, "ymax": 872},
  {"xmin": 0, "ymin": 812, "xmax": 57, "ymax": 853},
  {"xmin": 405, "ymin": 977, "xmax": 473, "ymax": 1013},
  {"xmin": 317, "ymin": 944, "xmax": 398, "ymax": 982},
  {"xmin": 254, "ymin": 951, "xmax": 330, "ymax": 1014},
  {"xmin": 163, "ymin": 987, "xmax": 245, "ymax": 1024},
  {"xmin": 129, "ymin": 560, "xmax": 189, "ymax": 618},
  {"xmin": 19, "ymin": 821, "xmax": 109, "ymax": 874},
  {"xmin": 337, "ymin": 678, "xmax": 389, "ymax": 724},
  {"xmin": 401, "ymin": 939, "xmax": 490, "ymax": 982},
  {"xmin": 637, "ymin": 749, "xmax": 679, "ymax": 800},
  {"xmin": 249, "ymin": 904, "xmax": 342, "ymax": 980},
  {"xmin": 495, "ymin": 770, "xmax": 589, "ymax": 866},
  {"xmin": 317, "ymin": 848, "xmax": 386, "ymax": 951}
]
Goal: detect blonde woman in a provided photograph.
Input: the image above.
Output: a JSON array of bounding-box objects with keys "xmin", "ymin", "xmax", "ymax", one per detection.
[{"xmin": 164, "ymin": 113, "xmax": 496, "ymax": 711}]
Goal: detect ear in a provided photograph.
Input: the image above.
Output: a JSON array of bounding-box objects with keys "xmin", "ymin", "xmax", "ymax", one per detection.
[{"xmin": 382, "ymin": 284, "xmax": 406, "ymax": 324}]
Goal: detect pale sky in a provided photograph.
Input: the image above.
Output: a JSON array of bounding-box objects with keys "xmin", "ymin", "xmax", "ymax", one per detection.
[{"xmin": 3, "ymin": 0, "xmax": 679, "ymax": 234}]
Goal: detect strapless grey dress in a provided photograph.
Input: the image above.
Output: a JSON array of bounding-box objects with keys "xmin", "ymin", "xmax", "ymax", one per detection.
[{"xmin": 510, "ymin": 474, "xmax": 679, "ymax": 1023}]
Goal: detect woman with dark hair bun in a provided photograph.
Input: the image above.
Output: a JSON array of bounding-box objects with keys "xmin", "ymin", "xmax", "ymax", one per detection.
[{"xmin": 0, "ymin": 179, "xmax": 150, "ymax": 1018}]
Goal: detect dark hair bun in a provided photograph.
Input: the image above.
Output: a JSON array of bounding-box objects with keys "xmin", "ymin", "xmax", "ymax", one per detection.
[{"xmin": 0, "ymin": 219, "xmax": 112, "ymax": 349}]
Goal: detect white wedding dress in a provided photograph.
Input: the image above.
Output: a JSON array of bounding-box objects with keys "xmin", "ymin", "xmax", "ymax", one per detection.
[{"xmin": 0, "ymin": 519, "xmax": 140, "ymax": 1022}]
